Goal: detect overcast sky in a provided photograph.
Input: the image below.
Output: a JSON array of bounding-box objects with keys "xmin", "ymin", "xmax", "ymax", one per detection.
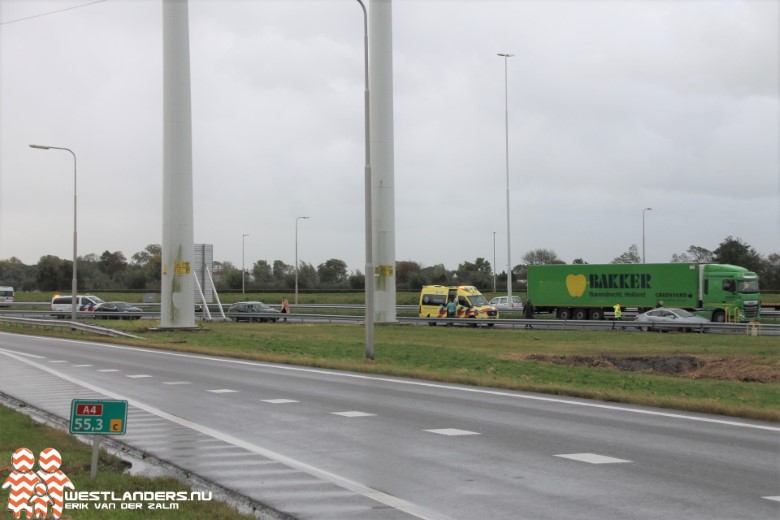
[{"xmin": 1, "ymin": 0, "xmax": 778, "ymax": 275}]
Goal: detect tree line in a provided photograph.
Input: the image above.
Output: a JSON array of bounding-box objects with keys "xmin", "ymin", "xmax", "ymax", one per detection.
[{"xmin": 1, "ymin": 235, "xmax": 777, "ymax": 293}]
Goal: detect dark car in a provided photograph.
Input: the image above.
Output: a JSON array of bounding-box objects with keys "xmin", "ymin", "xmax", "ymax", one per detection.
[
  {"xmin": 227, "ymin": 301, "xmax": 280, "ymax": 323},
  {"xmin": 92, "ymin": 301, "xmax": 143, "ymax": 320},
  {"xmin": 634, "ymin": 308, "xmax": 709, "ymax": 332}
]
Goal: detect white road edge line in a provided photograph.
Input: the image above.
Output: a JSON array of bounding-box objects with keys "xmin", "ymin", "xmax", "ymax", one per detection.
[
  {"xmin": 3, "ymin": 335, "xmax": 774, "ymax": 433},
  {"xmin": 0, "ymin": 349, "xmax": 454, "ymax": 520}
]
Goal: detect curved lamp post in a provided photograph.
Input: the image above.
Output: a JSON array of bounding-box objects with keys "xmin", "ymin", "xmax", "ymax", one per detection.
[
  {"xmin": 642, "ymin": 207, "xmax": 652, "ymax": 263},
  {"xmin": 498, "ymin": 53, "xmax": 513, "ymax": 301},
  {"xmin": 355, "ymin": 0, "xmax": 374, "ymax": 360},
  {"xmin": 295, "ymin": 216, "xmax": 310, "ymax": 305},
  {"xmin": 242, "ymin": 233, "xmax": 249, "ymax": 294},
  {"xmin": 30, "ymin": 144, "xmax": 78, "ymax": 321},
  {"xmin": 493, "ymin": 231, "xmax": 497, "ymax": 292}
]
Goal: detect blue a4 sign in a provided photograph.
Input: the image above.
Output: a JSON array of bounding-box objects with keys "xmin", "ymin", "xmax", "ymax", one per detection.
[{"xmin": 69, "ymin": 399, "xmax": 128, "ymax": 435}]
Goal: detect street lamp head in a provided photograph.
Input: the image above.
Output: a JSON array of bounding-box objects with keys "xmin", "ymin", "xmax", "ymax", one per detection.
[
  {"xmin": 29, "ymin": 144, "xmax": 51, "ymax": 150},
  {"xmin": 497, "ymin": 53, "xmax": 514, "ymax": 58},
  {"xmin": 645, "ymin": 207, "xmax": 652, "ymax": 211}
]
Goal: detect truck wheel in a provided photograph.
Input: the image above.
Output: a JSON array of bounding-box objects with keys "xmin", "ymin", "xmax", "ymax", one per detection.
[
  {"xmin": 557, "ymin": 308, "xmax": 571, "ymax": 320},
  {"xmin": 573, "ymin": 309, "xmax": 587, "ymax": 320},
  {"xmin": 712, "ymin": 310, "xmax": 725, "ymax": 323},
  {"xmin": 589, "ymin": 309, "xmax": 603, "ymax": 320}
]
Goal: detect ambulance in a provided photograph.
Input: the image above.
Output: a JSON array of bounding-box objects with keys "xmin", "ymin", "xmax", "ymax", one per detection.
[{"xmin": 418, "ymin": 285, "xmax": 499, "ymax": 325}]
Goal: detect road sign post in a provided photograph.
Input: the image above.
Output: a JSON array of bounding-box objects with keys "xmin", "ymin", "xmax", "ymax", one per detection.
[{"xmin": 70, "ymin": 399, "xmax": 128, "ymax": 479}]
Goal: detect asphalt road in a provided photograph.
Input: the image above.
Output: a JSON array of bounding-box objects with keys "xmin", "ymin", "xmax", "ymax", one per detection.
[{"xmin": 1, "ymin": 331, "xmax": 778, "ymax": 520}]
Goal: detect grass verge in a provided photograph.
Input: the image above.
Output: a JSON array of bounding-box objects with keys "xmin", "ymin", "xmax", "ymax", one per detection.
[
  {"xmin": 2, "ymin": 319, "xmax": 777, "ymax": 422},
  {"xmin": 0, "ymin": 404, "xmax": 259, "ymax": 519}
]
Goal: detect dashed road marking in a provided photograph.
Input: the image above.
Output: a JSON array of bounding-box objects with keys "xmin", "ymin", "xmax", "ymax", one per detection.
[
  {"xmin": 126, "ymin": 374, "xmax": 153, "ymax": 378},
  {"xmin": 0, "ymin": 349, "xmax": 453, "ymax": 520},
  {"xmin": 262, "ymin": 399, "xmax": 299, "ymax": 404},
  {"xmin": 207, "ymin": 389, "xmax": 238, "ymax": 393},
  {"xmin": 72, "ymin": 364, "xmax": 92, "ymax": 367},
  {"xmin": 332, "ymin": 411, "xmax": 376, "ymax": 418},
  {"xmin": 97, "ymin": 369, "xmax": 119, "ymax": 372},
  {"xmin": 555, "ymin": 453, "xmax": 632, "ymax": 464},
  {"xmin": 16, "ymin": 336, "xmax": 778, "ymax": 432},
  {"xmin": 762, "ymin": 496, "xmax": 780, "ymax": 502},
  {"xmin": 425, "ymin": 429, "xmax": 480, "ymax": 436},
  {"xmin": 162, "ymin": 381, "xmax": 191, "ymax": 385}
]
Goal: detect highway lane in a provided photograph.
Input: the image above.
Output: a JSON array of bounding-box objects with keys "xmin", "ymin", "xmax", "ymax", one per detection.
[{"xmin": 1, "ymin": 331, "xmax": 778, "ymax": 520}]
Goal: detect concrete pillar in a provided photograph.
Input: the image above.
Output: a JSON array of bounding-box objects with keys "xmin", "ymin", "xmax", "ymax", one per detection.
[
  {"xmin": 160, "ymin": 0, "xmax": 196, "ymax": 329},
  {"xmin": 369, "ymin": 0, "xmax": 396, "ymax": 322}
]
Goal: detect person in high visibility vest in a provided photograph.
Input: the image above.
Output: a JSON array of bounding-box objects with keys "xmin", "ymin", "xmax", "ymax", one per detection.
[{"xmin": 613, "ymin": 303, "xmax": 622, "ymax": 320}]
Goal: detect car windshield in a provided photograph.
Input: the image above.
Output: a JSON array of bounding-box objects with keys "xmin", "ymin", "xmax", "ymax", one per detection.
[
  {"xmin": 470, "ymin": 295, "xmax": 489, "ymax": 306},
  {"xmin": 673, "ymin": 309, "xmax": 696, "ymax": 318},
  {"xmin": 113, "ymin": 302, "xmax": 131, "ymax": 309},
  {"xmin": 737, "ymin": 280, "xmax": 759, "ymax": 293}
]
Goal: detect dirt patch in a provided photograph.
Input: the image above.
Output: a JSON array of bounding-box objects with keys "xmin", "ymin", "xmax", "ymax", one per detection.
[{"xmin": 505, "ymin": 353, "xmax": 778, "ymax": 383}]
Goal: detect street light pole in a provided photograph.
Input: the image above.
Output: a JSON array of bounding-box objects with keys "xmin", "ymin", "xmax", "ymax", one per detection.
[
  {"xmin": 242, "ymin": 233, "xmax": 249, "ymax": 294},
  {"xmin": 498, "ymin": 53, "xmax": 514, "ymax": 302},
  {"xmin": 642, "ymin": 209, "xmax": 648, "ymax": 263},
  {"xmin": 493, "ymin": 231, "xmax": 497, "ymax": 293},
  {"xmin": 295, "ymin": 216, "xmax": 310, "ymax": 305},
  {"xmin": 30, "ymin": 144, "xmax": 78, "ymax": 321},
  {"xmin": 356, "ymin": 0, "xmax": 374, "ymax": 361}
]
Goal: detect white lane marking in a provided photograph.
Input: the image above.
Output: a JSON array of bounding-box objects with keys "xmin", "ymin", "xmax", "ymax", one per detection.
[
  {"xmin": 425, "ymin": 429, "xmax": 480, "ymax": 436},
  {"xmin": 555, "ymin": 453, "xmax": 632, "ymax": 464},
  {"xmin": 0, "ymin": 350, "xmax": 452, "ymax": 520},
  {"xmin": 763, "ymin": 496, "xmax": 780, "ymax": 502},
  {"xmin": 262, "ymin": 399, "xmax": 299, "ymax": 404},
  {"xmin": 206, "ymin": 389, "xmax": 237, "ymax": 393},
  {"xmin": 162, "ymin": 381, "xmax": 191, "ymax": 385},
  {"xmin": 332, "ymin": 411, "xmax": 376, "ymax": 418},
  {"xmin": 72, "ymin": 364, "xmax": 93, "ymax": 367},
  {"xmin": 126, "ymin": 374, "xmax": 153, "ymax": 378},
  {"xmin": 49, "ymin": 360, "xmax": 68, "ymax": 363},
  {"xmin": 5, "ymin": 351, "xmax": 46, "ymax": 359},
  {"xmin": 97, "ymin": 369, "xmax": 119, "ymax": 372},
  {"xmin": 2, "ymin": 336, "xmax": 779, "ymax": 433}
]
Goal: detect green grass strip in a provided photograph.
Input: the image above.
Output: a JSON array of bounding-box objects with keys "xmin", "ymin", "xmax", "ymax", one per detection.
[
  {"xmin": 3, "ymin": 320, "xmax": 775, "ymax": 422},
  {"xmin": 0, "ymin": 405, "xmax": 258, "ymax": 519}
]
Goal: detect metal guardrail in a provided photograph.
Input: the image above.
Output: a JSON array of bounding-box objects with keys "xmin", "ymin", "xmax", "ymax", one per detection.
[
  {"xmin": 4, "ymin": 301, "xmax": 780, "ymax": 317},
  {"xmin": 0, "ymin": 316, "xmax": 144, "ymax": 339},
  {"xmin": 397, "ymin": 317, "xmax": 778, "ymax": 335},
  {"xmin": 1, "ymin": 306, "xmax": 778, "ymax": 336}
]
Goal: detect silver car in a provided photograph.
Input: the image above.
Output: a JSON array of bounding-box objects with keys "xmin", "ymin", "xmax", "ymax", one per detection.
[
  {"xmin": 488, "ymin": 295, "xmax": 523, "ymax": 311},
  {"xmin": 634, "ymin": 308, "xmax": 710, "ymax": 332}
]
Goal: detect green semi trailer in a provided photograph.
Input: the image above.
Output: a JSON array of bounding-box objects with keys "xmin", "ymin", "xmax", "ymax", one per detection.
[{"xmin": 527, "ymin": 263, "xmax": 760, "ymax": 322}]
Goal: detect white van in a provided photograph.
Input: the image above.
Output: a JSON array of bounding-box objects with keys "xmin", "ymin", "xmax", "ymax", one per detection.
[
  {"xmin": 0, "ymin": 287, "xmax": 13, "ymax": 307},
  {"xmin": 51, "ymin": 294, "xmax": 104, "ymax": 316}
]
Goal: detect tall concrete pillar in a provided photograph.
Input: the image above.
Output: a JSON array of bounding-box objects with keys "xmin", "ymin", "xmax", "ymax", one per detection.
[
  {"xmin": 160, "ymin": 0, "xmax": 195, "ymax": 329},
  {"xmin": 369, "ymin": 0, "xmax": 396, "ymax": 322}
]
